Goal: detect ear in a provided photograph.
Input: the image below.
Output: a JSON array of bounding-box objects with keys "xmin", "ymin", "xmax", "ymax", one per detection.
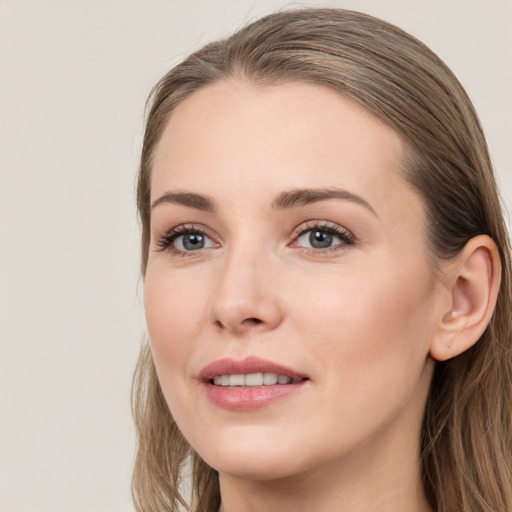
[{"xmin": 430, "ymin": 235, "xmax": 501, "ymax": 361}]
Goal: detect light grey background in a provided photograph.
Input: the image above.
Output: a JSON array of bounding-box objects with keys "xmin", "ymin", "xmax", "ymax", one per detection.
[{"xmin": 1, "ymin": 1, "xmax": 510, "ymax": 511}]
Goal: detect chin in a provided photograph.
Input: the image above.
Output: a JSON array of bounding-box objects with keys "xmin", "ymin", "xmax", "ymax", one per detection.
[
  {"xmin": 190, "ymin": 426, "xmax": 307, "ymax": 481},
  {"xmin": 211, "ymin": 456, "xmax": 301, "ymax": 482}
]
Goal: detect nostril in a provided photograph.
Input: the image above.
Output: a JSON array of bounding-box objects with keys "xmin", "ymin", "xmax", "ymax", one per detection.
[
  {"xmin": 214, "ymin": 317, "xmax": 262, "ymax": 328},
  {"xmin": 213, "ymin": 317, "xmax": 264, "ymax": 331},
  {"xmin": 243, "ymin": 318, "xmax": 263, "ymax": 325}
]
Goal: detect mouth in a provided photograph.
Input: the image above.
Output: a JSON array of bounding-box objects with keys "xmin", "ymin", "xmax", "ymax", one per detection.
[
  {"xmin": 199, "ymin": 357, "xmax": 309, "ymax": 410},
  {"xmin": 200, "ymin": 356, "xmax": 309, "ymax": 385},
  {"xmin": 211, "ymin": 373, "xmax": 306, "ymax": 387}
]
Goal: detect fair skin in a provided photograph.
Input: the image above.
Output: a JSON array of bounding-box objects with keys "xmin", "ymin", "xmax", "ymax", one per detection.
[{"xmin": 144, "ymin": 80, "xmax": 499, "ymax": 511}]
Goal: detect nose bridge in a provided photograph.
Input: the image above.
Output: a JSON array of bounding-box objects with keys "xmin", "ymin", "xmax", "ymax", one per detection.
[{"xmin": 209, "ymin": 236, "xmax": 282, "ymax": 333}]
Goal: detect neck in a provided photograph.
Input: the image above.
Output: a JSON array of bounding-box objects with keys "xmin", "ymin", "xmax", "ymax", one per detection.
[
  {"xmin": 218, "ymin": 452, "xmax": 432, "ymax": 512},
  {"xmin": 217, "ymin": 407, "xmax": 433, "ymax": 512}
]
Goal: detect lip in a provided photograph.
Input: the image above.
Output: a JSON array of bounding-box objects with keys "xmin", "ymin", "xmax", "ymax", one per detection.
[
  {"xmin": 199, "ymin": 356, "xmax": 309, "ymax": 411},
  {"xmin": 199, "ymin": 356, "xmax": 307, "ymax": 381}
]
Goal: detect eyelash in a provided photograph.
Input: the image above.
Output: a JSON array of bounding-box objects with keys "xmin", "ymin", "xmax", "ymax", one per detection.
[
  {"xmin": 291, "ymin": 221, "xmax": 355, "ymax": 253},
  {"xmin": 155, "ymin": 221, "xmax": 355, "ymax": 256},
  {"xmin": 155, "ymin": 224, "xmax": 216, "ymax": 256}
]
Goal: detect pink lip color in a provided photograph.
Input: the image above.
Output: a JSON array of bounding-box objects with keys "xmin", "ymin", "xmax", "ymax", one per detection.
[{"xmin": 199, "ymin": 356, "xmax": 308, "ymax": 411}]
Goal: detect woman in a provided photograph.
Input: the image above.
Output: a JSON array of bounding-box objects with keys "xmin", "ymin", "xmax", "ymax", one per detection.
[{"xmin": 132, "ymin": 8, "xmax": 512, "ymax": 512}]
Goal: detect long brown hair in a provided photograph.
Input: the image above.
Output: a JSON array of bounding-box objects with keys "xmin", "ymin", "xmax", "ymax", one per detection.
[{"xmin": 132, "ymin": 8, "xmax": 512, "ymax": 511}]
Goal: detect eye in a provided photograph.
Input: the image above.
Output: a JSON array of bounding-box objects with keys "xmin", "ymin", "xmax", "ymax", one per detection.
[
  {"xmin": 156, "ymin": 225, "xmax": 218, "ymax": 254},
  {"xmin": 298, "ymin": 229, "xmax": 339, "ymax": 249},
  {"xmin": 292, "ymin": 222, "xmax": 354, "ymax": 251},
  {"xmin": 173, "ymin": 232, "xmax": 215, "ymax": 251}
]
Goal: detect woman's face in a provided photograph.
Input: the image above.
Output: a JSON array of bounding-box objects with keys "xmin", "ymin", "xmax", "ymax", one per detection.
[{"xmin": 145, "ymin": 80, "xmax": 443, "ymax": 482}]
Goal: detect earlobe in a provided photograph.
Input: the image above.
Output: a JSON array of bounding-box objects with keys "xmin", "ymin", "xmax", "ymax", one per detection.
[{"xmin": 430, "ymin": 235, "xmax": 501, "ymax": 361}]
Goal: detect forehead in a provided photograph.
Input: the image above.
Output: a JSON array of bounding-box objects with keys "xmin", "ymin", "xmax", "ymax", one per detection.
[{"xmin": 151, "ymin": 79, "xmax": 415, "ymax": 218}]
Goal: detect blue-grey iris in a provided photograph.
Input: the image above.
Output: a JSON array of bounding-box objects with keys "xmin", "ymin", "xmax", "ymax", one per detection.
[
  {"xmin": 183, "ymin": 233, "xmax": 205, "ymax": 250},
  {"xmin": 310, "ymin": 231, "xmax": 333, "ymax": 248}
]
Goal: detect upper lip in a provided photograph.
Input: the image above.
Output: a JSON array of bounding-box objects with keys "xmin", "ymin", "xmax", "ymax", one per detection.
[{"xmin": 199, "ymin": 356, "xmax": 308, "ymax": 382}]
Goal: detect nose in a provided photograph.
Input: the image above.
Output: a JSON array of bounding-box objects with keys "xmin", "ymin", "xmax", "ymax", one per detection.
[{"xmin": 208, "ymin": 245, "xmax": 283, "ymax": 335}]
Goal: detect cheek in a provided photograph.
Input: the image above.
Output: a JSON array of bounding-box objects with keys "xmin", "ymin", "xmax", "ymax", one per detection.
[
  {"xmin": 295, "ymin": 260, "xmax": 435, "ymax": 386},
  {"xmin": 143, "ymin": 270, "xmax": 212, "ymax": 436},
  {"xmin": 286, "ymin": 263, "xmax": 436, "ymax": 449},
  {"xmin": 143, "ymin": 269, "xmax": 209, "ymax": 380}
]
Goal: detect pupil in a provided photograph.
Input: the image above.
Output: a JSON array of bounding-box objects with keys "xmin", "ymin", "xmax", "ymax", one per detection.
[
  {"xmin": 310, "ymin": 230, "xmax": 332, "ymax": 248},
  {"xmin": 183, "ymin": 233, "xmax": 204, "ymax": 250}
]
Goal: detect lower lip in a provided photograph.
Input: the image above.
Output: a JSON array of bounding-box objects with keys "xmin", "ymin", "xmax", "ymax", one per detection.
[{"xmin": 203, "ymin": 381, "xmax": 306, "ymax": 411}]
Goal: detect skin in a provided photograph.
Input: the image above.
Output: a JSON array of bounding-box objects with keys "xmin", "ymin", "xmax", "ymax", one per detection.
[{"xmin": 144, "ymin": 80, "xmax": 448, "ymax": 511}]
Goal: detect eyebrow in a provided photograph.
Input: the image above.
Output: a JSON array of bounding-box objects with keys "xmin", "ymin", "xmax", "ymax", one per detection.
[
  {"xmin": 151, "ymin": 187, "xmax": 376, "ymax": 216},
  {"xmin": 272, "ymin": 187, "xmax": 377, "ymax": 216},
  {"xmin": 151, "ymin": 191, "xmax": 215, "ymax": 211}
]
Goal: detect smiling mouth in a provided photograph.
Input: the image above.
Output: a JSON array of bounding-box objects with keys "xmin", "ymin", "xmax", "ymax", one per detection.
[
  {"xmin": 212, "ymin": 373, "xmax": 307, "ymax": 387},
  {"xmin": 201, "ymin": 358, "xmax": 309, "ymax": 410}
]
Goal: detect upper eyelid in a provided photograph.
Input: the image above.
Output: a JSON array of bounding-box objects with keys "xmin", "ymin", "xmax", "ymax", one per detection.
[
  {"xmin": 159, "ymin": 223, "xmax": 216, "ymax": 238},
  {"xmin": 159, "ymin": 220, "xmax": 350, "ymax": 237},
  {"xmin": 291, "ymin": 220, "xmax": 352, "ymax": 237}
]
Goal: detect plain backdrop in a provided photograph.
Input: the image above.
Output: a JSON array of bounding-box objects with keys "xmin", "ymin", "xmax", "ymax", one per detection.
[{"xmin": 0, "ymin": 1, "xmax": 511, "ymax": 511}]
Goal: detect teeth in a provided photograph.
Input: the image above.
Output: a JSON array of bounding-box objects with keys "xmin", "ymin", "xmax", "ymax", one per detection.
[
  {"xmin": 263, "ymin": 372, "xmax": 278, "ymax": 385},
  {"xmin": 229, "ymin": 374, "xmax": 245, "ymax": 386},
  {"xmin": 212, "ymin": 372, "xmax": 299, "ymax": 387},
  {"xmin": 245, "ymin": 373, "xmax": 263, "ymax": 386}
]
